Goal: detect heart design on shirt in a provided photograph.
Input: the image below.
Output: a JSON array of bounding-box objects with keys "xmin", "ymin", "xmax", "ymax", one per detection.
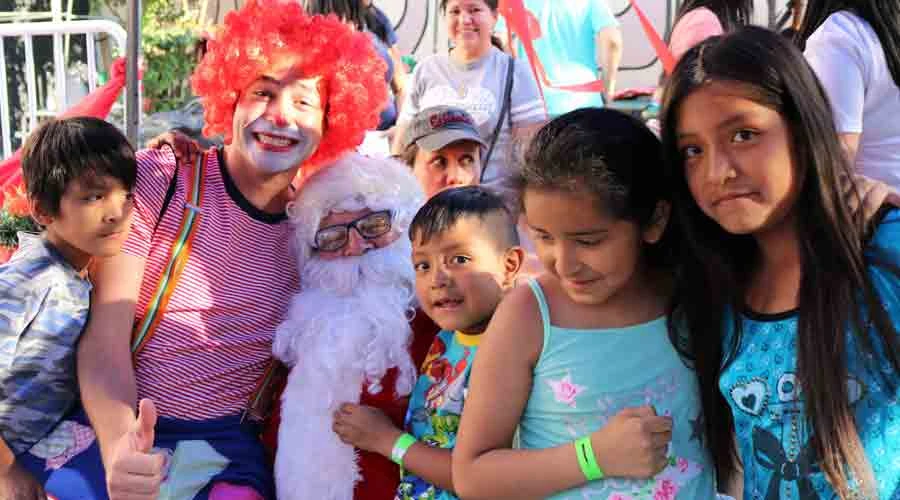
[{"xmin": 730, "ymin": 379, "xmax": 768, "ymax": 416}]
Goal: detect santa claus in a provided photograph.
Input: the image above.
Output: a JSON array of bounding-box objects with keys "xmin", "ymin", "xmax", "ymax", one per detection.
[{"xmin": 271, "ymin": 152, "xmax": 436, "ymax": 500}]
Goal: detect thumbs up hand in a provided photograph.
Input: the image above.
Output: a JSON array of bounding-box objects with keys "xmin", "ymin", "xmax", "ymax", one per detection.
[{"xmin": 106, "ymin": 399, "xmax": 165, "ymax": 499}]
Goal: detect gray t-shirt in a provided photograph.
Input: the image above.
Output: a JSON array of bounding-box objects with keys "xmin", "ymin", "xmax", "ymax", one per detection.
[
  {"xmin": 400, "ymin": 47, "xmax": 546, "ymax": 192},
  {"xmin": 0, "ymin": 233, "xmax": 91, "ymax": 455}
]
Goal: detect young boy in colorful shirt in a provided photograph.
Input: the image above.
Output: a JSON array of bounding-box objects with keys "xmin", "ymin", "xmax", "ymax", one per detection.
[
  {"xmin": 333, "ymin": 186, "xmax": 524, "ymax": 500},
  {"xmin": 0, "ymin": 117, "xmax": 136, "ymax": 494}
]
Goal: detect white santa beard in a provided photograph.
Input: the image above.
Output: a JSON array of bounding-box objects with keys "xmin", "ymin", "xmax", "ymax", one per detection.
[{"xmin": 273, "ymin": 240, "xmax": 417, "ymax": 500}]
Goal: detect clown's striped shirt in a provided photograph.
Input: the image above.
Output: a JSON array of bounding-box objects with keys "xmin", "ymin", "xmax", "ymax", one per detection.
[{"xmin": 123, "ymin": 147, "xmax": 299, "ymax": 420}]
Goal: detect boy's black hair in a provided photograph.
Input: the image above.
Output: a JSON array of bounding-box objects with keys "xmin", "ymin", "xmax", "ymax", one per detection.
[
  {"xmin": 410, "ymin": 185, "xmax": 519, "ymax": 250},
  {"xmin": 21, "ymin": 117, "xmax": 137, "ymax": 215}
]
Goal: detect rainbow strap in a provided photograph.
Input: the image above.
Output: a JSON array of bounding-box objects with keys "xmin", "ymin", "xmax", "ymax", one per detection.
[{"xmin": 131, "ymin": 151, "xmax": 206, "ymax": 356}]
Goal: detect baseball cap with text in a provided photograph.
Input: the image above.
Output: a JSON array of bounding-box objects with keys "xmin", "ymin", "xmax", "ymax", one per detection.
[{"xmin": 401, "ymin": 106, "xmax": 487, "ymax": 152}]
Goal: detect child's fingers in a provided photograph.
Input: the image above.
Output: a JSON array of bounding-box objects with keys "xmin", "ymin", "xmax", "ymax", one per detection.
[
  {"xmin": 649, "ymin": 429, "xmax": 673, "ymax": 448},
  {"xmin": 617, "ymin": 405, "xmax": 653, "ymax": 418},
  {"xmin": 642, "ymin": 416, "xmax": 673, "ymax": 434}
]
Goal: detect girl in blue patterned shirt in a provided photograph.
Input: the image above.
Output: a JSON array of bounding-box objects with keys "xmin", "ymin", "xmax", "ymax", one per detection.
[{"xmin": 661, "ymin": 27, "xmax": 900, "ymax": 499}]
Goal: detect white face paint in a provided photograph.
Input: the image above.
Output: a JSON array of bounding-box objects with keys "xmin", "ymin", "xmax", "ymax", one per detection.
[{"xmin": 241, "ymin": 117, "xmax": 316, "ymax": 174}]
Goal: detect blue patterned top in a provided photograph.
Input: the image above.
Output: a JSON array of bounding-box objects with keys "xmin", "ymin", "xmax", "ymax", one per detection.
[
  {"xmin": 398, "ymin": 330, "xmax": 479, "ymax": 500},
  {"xmin": 719, "ymin": 210, "xmax": 900, "ymax": 500},
  {"xmin": 0, "ymin": 233, "xmax": 91, "ymax": 455}
]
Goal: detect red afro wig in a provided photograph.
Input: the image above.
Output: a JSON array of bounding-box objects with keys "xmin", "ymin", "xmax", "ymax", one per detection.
[{"xmin": 191, "ymin": 0, "xmax": 388, "ymax": 175}]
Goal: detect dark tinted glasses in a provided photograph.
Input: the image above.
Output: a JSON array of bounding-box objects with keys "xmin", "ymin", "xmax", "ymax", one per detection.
[{"xmin": 313, "ymin": 210, "xmax": 393, "ymax": 252}]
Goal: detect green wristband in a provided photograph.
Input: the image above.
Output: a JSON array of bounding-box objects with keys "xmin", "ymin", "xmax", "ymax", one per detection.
[
  {"xmin": 390, "ymin": 433, "xmax": 417, "ymax": 466},
  {"xmin": 575, "ymin": 436, "xmax": 604, "ymax": 481}
]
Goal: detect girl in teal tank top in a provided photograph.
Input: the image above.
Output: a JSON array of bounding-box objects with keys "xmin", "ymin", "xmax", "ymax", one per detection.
[
  {"xmin": 452, "ymin": 109, "xmax": 719, "ymax": 499},
  {"xmin": 518, "ymin": 279, "xmax": 714, "ymax": 499}
]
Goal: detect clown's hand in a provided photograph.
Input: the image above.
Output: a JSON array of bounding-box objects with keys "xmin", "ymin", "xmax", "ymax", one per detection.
[
  {"xmin": 145, "ymin": 129, "xmax": 201, "ymax": 168},
  {"xmin": 106, "ymin": 399, "xmax": 165, "ymax": 500},
  {"xmin": 332, "ymin": 403, "xmax": 401, "ymax": 457}
]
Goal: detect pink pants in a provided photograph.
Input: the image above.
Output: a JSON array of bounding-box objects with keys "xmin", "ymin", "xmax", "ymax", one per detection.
[{"xmin": 209, "ymin": 482, "xmax": 265, "ymax": 500}]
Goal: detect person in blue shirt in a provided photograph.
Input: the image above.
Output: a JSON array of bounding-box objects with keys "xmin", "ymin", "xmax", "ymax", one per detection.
[
  {"xmin": 308, "ymin": 0, "xmax": 408, "ymax": 130},
  {"xmin": 332, "ymin": 186, "xmax": 524, "ymax": 500},
  {"xmin": 0, "ymin": 117, "xmax": 136, "ymax": 498},
  {"xmin": 661, "ymin": 27, "xmax": 900, "ymax": 499},
  {"xmin": 498, "ymin": 0, "xmax": 623, "ymax": 116}
]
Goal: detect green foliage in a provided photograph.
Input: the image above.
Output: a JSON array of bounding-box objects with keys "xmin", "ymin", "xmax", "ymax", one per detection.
[
  {"xmin": 141, "ymin": 1, "xmax": 205, "ymax": 113},
  {"xmin": 89, "ymin": 0, "xmax": 206, "ymax": 113},
  {"xmin": 0, "ymin": 210, "xmax": 39, "ymax": 248}
]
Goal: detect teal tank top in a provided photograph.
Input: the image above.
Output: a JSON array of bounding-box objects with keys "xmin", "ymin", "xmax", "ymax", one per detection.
[{"xmin": 519, "ymin": 279, "xmax": 717, "ymax": 499}]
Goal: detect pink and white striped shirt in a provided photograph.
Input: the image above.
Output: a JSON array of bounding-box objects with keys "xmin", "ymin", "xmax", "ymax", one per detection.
[{"xmin": 122, "ymin": 147, "xmax": 299, "ymax": 420}]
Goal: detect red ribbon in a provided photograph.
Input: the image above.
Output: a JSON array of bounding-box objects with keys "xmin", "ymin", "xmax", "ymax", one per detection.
[{"xmin": 0, "ymin": 57, "xmax": 134, "ymax": 206}]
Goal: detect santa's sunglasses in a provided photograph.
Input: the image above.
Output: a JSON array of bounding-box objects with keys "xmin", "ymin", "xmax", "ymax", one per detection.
[{"xmin": 313, "ymin": 210, "xmax": 393, "ymax": 252}]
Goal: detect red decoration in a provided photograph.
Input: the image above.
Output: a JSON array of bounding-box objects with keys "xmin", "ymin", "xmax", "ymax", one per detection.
[
  {"xmin": 498, "ymin": 0, "xmax": 676, "ymax": 98},
  {"xmin": 0, "ymin": 56, "xmax": 133, "ymax": 207}
]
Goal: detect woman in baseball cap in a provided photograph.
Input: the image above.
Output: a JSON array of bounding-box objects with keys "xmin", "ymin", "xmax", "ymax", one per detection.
[{"xmin": 398, "ymin": 106, "xmax": 487, "ymax": 198}]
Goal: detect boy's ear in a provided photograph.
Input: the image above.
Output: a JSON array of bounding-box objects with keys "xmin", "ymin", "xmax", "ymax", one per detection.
[
  {"xmin": 642, "ymin": 200, "xmax": 671, "ymax": 244},
  {"xmin": 28, "ymin": 197, "xmax": 53, "ymax": 227},
  {"xmin": 501, "ymin": 246, "xmax": 526, "ymax": 289}
]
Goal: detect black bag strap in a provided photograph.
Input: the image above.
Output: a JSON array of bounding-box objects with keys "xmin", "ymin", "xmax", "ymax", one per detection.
[
  {"xmin": 153, "ymin": 145, "xmax": 182, "ymax": 234},
  {"xmin": 480, "ymin": 55, "xmax": 515, "ymax": 182}
]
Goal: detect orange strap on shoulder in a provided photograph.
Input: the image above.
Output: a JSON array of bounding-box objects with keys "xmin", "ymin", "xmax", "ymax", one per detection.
[{"xmin": 130, "ymin": 151, "xmax": 206, "ymax": 358}]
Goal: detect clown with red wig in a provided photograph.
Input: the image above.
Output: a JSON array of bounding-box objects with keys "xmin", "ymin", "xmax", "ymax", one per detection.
[{"xmin": 11, "ymin": 1, "xmax": 388, "ymax": 499}]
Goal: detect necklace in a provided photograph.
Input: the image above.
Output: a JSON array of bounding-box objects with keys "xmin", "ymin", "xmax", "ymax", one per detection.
[{"xmin": 449, "ymin": 49, "xmax": 489, "ymax": 99}]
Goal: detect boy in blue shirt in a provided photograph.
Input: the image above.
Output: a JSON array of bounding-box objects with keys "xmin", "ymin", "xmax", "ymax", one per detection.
[
  {"xmin": 0, "ymin": 117, "xmax": 137, "ymax": 495},
  {"xmin": 333, "ymin": 186, "xmax": 524, "ymax": 500}
]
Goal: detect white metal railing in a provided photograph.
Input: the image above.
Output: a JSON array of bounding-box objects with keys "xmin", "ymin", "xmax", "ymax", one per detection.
[{"xmin": 0, "ymin": 19, "xmax": 128, "ymax": 159}]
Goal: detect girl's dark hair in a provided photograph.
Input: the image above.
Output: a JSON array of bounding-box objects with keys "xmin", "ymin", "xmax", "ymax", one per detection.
[
  {"xmin": 797, "ymin": 0, "xmax": 900, "ymax": 87},
  {"xmin": 304, "ymin": 0, "xmax": 367, "ymax": 31},
  {"xmin": 660, "ymin": 26, "xmax": 900, "ymax": 497},
  {"xmin": 439, "ymin": 0, "xmax": 505, "ymax": 50},
  {"xmin": 673, "ymin": 0, "xmax": 753, "ymax": 32},
  {"xmin": 515, "ymin": 108, "xmax": 676, "ymax": 269},
  {"xmin": 21, "ymin": 116, "xmax": 137, "ymax": 215}
]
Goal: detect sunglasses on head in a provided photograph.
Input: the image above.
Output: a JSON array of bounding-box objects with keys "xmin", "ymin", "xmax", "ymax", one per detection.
[{"xmin": 313, "ymin": 210, "xmax": 394, "ymax": 252}]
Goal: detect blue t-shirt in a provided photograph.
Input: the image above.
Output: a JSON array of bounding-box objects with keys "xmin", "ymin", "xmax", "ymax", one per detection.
[
  {"xmin": 369, "ymin": 5, "xmax": 398, "ymax": 47},
  {"xmin": 518, "ymin": 280, "xmax": 716, "ymax": 499},
  {"xmin": 398, "ymin": 330, "xmax": 480, "ymax": 500},
  {"xmin": 719, "ymin": 210, "xmax": 900, "ymax": 499},
  {"xmin": 371, "ymin": 32, "xmax": 398, "ymax": 131},
  {"xmin": 0, "ymin": 233, "xmax": 91, "ymax": 455},
  {"xmin": 498, "ymin": 0, "xmax": 620, "ymax": 116}
]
